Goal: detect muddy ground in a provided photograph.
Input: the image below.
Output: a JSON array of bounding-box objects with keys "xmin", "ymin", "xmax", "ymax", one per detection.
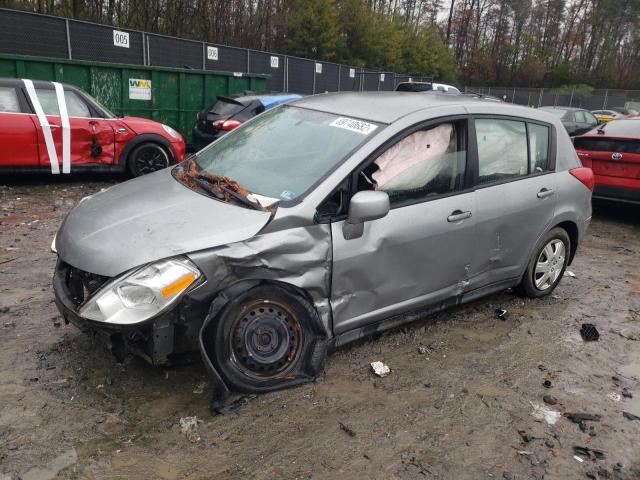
[{"xmin": 1, "ymin": 175, "xmax": 639, "ymax": 480}]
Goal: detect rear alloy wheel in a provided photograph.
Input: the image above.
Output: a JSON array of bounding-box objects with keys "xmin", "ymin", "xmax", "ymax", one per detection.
[
  {"xmin": 518, "ymin": 227, "xmax": 571, "ymax": 298},
  {"xmin": 534, "ymin": 239, "xmax": 566, "ymax": 290},
  {"xmin": 128, "ymin": 142, "xmax": 170, "ymax": 176},
  {"xmin": 211, "ymin": 285, "xmax": 326, "ymax": 393}
]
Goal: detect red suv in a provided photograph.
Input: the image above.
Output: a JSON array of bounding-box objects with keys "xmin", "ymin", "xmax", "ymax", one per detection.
[
  {"xmin": 574, "ymin": 118, "xmax": 640, "ymax": 204},
  {"xmin": 0, "ymin": 78, "xmax": 185, "ymax": 176}
]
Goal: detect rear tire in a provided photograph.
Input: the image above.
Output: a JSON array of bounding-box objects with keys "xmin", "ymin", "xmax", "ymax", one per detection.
[
  {"xmin": 127, "ymin": 142, "xmax": 171, "ymax": 177},
  {"xmin": 210, "ymin": 284, "xmax": 326, "ymax": 394},
  {"xmin": 517, "ymin": 227, "xmax": 571, "ymax": 298}
]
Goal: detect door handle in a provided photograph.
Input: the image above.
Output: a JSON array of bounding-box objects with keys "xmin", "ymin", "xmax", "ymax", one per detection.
[
  {"xmin": 537, "ymin": 188, "xmax": 555, "ymax": 199},
  {"xmin": 49, "ymin": 124, "xmax": 61, "ymax": 128},
  {"xmin": 447, "ymin": 210, "xmax": 472, "ymax": 222}
]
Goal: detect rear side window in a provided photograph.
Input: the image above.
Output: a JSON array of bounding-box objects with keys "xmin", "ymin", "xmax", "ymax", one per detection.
[
  {"xmin": 0, "ymin": 87, "xmax": 21, "ymax": 113},
  {"xmin": 476, "ymin": 119, "xmax": 528, "ymax": 184},
  {"xmin": 574, "ymin": 111, "xmax": 586, "ymax": 123},
  {"xmin": 529, "ymin": 124, "xmax": 550, "ymax": 173}
]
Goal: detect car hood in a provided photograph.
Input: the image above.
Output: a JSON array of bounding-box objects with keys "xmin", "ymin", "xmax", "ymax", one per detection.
[
  {"xmin": 56, "ymin": 168, "xmax": 272, "ymax": 277},
  {"xmin": 120, "ymin": 116, "xmax": 164, "ymax": 136}
]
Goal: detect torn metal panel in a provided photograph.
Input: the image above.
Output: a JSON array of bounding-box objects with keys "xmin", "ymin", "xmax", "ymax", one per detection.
[
  {"xmin": 330, "ymin": 191, "xmax": 476, "ymax": 334},
  {"xmin": 187, "ymin": 223, "xmax": 333, "ymax": 337}
]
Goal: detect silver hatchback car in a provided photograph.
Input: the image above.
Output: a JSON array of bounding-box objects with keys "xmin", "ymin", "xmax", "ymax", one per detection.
[{"xmin": 53, "ymin": 92, "xmax": 593, "ymax": 403}]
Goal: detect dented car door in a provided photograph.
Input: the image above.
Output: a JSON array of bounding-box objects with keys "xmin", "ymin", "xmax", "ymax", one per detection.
[{"xmin": 330, "ymin": 117, "xmax": 476, "ymax": 335}]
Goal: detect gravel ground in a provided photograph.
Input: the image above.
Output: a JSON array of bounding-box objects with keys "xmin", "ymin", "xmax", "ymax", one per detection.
[{"xmin": 1, "ymin": 175, "xmax": 639, "ymax": 480}]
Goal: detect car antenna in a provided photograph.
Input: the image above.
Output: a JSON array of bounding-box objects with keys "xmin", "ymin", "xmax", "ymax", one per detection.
[{"xmin": 596, "ymin": 123, "xmax": 607, "ymax": 135}]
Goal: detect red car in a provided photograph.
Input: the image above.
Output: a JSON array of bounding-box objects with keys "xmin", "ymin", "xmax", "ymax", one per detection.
[
  {"xmin": 574, "ymin": 118, "xmax": 640, "ymax": 204},
  {"xmin": 0, "ymin": 78, "xmax": 185, "ymax": 176}
]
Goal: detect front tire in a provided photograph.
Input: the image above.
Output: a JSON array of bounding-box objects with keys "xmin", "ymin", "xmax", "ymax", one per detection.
[
  {"xmin": 210, "ymin": 285, "xmax": 326, "ymax": 394},
  {"xmin": 518, "ymin": 227, "xmax": 571, "ymax": 298},
  {"xmin": 127, "ymin": 142, "xmax": 171, "ymax": 177}
]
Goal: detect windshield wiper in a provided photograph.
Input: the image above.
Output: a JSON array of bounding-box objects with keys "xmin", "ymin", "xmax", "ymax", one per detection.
[{"xmin": 176, "ymin": 159, "xmax": 265, "ymax": 211}]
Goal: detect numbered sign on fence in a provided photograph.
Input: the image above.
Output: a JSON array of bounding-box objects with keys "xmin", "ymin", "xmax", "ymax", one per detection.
[
  {"xmin": 349, "ymin": 68, "xmax": 355, "ymax": 78},
  {"xmin": 207, "ymin": 46, "xmax": 218, "ymax": 61},
  {"xmin": 270, "ymin": 56, "xmax": 279, "ymax": 68},
  {"xmin": 315, "ymin": 63, "xmax": 322, "ymax": 74},
  {"xmin": 113, "ymin": 30, "xmax": 130, "ymax": 48}
]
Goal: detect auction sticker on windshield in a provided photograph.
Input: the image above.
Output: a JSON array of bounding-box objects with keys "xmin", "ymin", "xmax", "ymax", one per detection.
[{"xmin": 330, "ymin": 117, "xmax": 378, "ymax": 135}]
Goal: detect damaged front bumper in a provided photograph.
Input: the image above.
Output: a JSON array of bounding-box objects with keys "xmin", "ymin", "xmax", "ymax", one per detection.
[{"xmin": 52, "ymin": 260, "xmax": 204, "ymax": 366}]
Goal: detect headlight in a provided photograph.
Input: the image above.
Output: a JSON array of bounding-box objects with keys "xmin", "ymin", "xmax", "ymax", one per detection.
[
  {"xmin": 79, "ymin": 257, "xmax": 201, "ymax": 324},
  {"xmin": 162, "ymin": 124, "xmax": 181, "ymax": 140}
]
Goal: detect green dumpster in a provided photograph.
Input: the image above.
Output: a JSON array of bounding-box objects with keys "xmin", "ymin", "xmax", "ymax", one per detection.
[{"xmin": 0, "ymin": 53, "xmax": 269, "ymax": 144}]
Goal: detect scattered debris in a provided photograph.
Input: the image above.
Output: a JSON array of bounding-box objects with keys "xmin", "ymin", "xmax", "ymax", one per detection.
[
  {"xmin": 495, "ymin": 308, "xmax": 509, "ymax": 321},
  {"xmin": 193, "ymin": 381, "xmax": 206, "ymax": 394},
  {"xmin": 622, "ymin": 411, "xmax": 640, "ymax": 421},
  {"xmin": 545, "ymin": 439, "xmax": 554, "ymax": 449},
  {"xmin": 580, "ymin": 323, "xmax": 600, "ymax": 341},
  {"xmin": 179, "ymin": 416, "xmax": 200, "ymax": 443},
  {"xmin": 574, "ymin": 445, "xmax": 607, "ymax": 460},
  {"xmin": 417, "ymin": 345, "xmax": 430, "ymax": 355},
  {"xmin": 573, "ymin": 455, "xmax": 584, "ymax": 463},
  {"xmin": 212, "ymin": 395, "xmax": 255, "ymax": 416},
  {"xmin": 566, "ymin": 412, "xmax": 602, "ymax": 424},
  {"xmin": 518, "ymin": 430, "xmax": 535, "ymax": 443},
  {"xmin": 339, "ymin": 422, "xmax": 357, "ymax": 437},
  {"xmin": 565, "ymin": 413, "xmax": 602, "ymax": 433},
  {"xmin": 543, "ymin": 395, "xmax": 558, "ymax": 406},
  {"xmin": 371, "ymin": 361, "xmax": 391, "ymax": 377},
  {"xmin": 607, "ymin": 392, "xmax": 621, "ymax": 402},
  {"xmin": 564, "ymin": 270, "xmax": 576, "ymax": 278},
  {"xmin": 543, "ymin": 380, "xmax": 553, "ymax": 388},
  {"xmin": 530, "ymin": 402, "xmax": 561, "ymax": 425},
  {"xmin": 622, "ymin": 388, "xmax": 633, "ymax": 399}
]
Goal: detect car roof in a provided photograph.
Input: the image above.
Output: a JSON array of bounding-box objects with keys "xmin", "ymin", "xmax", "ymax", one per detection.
[
  {"xmin": 0, "ymin": 78, "xmax": 79, "ymax": 90},
  {"xmin": 291, "ymin": 91, "xmax": 548, "ymax": 123},
  {"xmin": 539, "ymin": 106, "xmax": 583, "ymax": 111}
]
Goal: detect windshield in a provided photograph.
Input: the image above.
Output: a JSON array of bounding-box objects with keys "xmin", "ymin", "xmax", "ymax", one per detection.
[
  {"xmin": 84, "ymin": 92, "xmax": 117, "ymax": 118},
  {"xmin": 193, "ymin": 105, "xmax": 380, "ymax": 201}
]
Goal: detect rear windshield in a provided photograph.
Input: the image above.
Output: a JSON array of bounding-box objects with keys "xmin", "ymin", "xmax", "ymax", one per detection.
[
  {"xmin": 396, "ymin": 83, "xmax": 432, "ymax": 92},
  {"xmin": 194, "ymin": 105, "xmax": 381, "ymax": 200},
  {"xmin": 574, "ymin": 137, "xmax": 640, "ymax": 154},
  {"xmin": 210, "ymin": 98, "xmax": 245, "ymax": 116}
]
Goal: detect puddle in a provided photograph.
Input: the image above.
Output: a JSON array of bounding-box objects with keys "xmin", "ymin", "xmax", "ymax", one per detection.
[{"xmin": 21, "ymin": 448, "xmax": 77, "ymax": 480}]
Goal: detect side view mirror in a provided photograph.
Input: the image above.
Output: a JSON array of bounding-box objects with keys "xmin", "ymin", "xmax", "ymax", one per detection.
[{"xmin": 343, "ymin": 190, "xmax": 390, "ymax": 240}]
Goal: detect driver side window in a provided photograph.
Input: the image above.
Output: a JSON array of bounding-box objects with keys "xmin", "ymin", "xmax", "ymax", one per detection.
[{"xmin": 357, "ymin": 120, "xmax": 467, "ymax": 206}]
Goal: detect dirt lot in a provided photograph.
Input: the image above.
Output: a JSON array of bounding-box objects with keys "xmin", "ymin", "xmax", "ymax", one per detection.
[{"xmin": 1, "ymin": 175, "xmax": 639, "ymax": 480}]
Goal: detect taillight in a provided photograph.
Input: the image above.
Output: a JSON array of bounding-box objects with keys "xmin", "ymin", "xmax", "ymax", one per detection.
[
  {"xmin": 569, "ymin": 167, "xmax": 595, "ymax": 191},
  {"xmin": 213, "ymin": 119, "xmax": 242, "ymax": 131}
]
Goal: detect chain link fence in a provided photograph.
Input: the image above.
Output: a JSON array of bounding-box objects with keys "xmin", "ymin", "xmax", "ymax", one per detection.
[
  {"xmin": 466, "ymin": 86, "xmax": 640, "ymax": 111},
  {"xmin": 0, "ymin": 8, "xmax": 432, "ymax": 95}
]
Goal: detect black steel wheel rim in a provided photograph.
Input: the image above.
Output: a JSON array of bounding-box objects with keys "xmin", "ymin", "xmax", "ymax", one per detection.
[
  {"xmin": 229, "ymin": 301, "xmax": 303, "ymax": 379},
  {"xmin": 133, "ymin": 145, "xmax": 168, "ymax": 175}
]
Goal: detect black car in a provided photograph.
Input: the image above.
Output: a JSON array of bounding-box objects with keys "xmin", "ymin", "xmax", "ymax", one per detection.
[
  {"xmin": 538, "ymin": 106, "xmax": 599, "ymax": 136},
  {"xmin": 191, "ymin": 92, "xmax": 302, "ymax": 150}
]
